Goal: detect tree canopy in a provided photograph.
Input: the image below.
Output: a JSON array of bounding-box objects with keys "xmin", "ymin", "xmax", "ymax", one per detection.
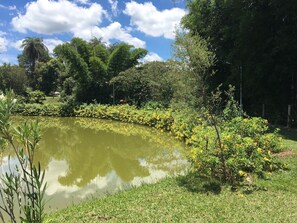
[
  {"xmin": 19, "ymin": 37, "xmax": 49, "ymax": 89},
  {"xmin": 182, "ymin": 0, "xmax": 297, "ymax": 120},
  {"xmin": 53, "ymin": 38, "xmax": 147, "ymax": 102}
]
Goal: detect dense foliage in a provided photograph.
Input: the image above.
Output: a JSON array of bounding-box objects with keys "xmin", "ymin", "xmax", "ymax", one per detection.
[
  {"xmin": 0, "ymin": 64, "xmax": 27, "ymax": 95},
  {"xmin": 182, "ymin": 0, "xmax": 297, "ymax": 124},
  {"xmin": 1, "ymin": 37, "xmax": 147, "ymax": 105},
  {"xmin": 173, "ymin": 32, "xmax": 215, "ymax": 107},
  {"xmin": 188, "ymin": 115, "xmax": 285, "ymax": 187},
  {"xmin": 111, "ymin": 61, "xmax": 176, "ymax": 107},
  {"xmin": 53, "ymin": 38, "xmax": 147, "ymax": 103},
  {"xmin": 19, "ymin": 37, "xmax": 50, "ymax": 90}
]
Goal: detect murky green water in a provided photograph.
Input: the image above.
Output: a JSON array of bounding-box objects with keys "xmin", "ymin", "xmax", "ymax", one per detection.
[{"xmin": 1, "ymin": 117, "xmax": 187, "ymax": 212}]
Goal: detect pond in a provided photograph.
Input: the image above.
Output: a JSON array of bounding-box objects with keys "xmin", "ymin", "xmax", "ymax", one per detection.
[{"xmin": 0, "ymin": 117, "xmax": 188, "ymax": 212}]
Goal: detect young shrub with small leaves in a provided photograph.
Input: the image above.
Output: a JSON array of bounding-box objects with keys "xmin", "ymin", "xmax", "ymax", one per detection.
[{"xmin": 0, "ymin": 92, "xmax": 46, "ymax": 223}]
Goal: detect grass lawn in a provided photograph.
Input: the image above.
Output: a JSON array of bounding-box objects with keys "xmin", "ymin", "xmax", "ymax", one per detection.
[
  {"xmin": 44, "ymin": 96, "xmax": 61, "ymax": 105},
  {"xmin": 45, "ymin": 128, "xmax": 297, "ymax": 223}
]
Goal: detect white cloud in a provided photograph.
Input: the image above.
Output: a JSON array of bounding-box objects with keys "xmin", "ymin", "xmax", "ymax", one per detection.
[
  {"xmin": 124, "ymin": 1, "xmax": 186, "ymax": 39},
  {"xmin": 11, "ymin": 0, "xmax": 106, "ymax": 34},
  {"xmin": 8, "ymin": 5, "xmax": 17, "ymax": 10},
  {"xmin": 0, "ymin": 38, "xmax": 8, "ymax": 52},
  {"xmin": 10, "ymin": 39, "xmax": 23, "ymax": 51},
  {"xmin": 10, "ymin": 0, "xmax": 144, "ymax": 48},
  {"xmin": 108, "ymin": 0, "xmax": 119, "ymax": 17},
  {"xmin": 0, "ymin": 33, "xmax": 22, "ymax": 64},
  {"xmin": 98, "ymin": 22, "xmax": 145, "ymax": 48},
  {"xmin": 0, "ymin": 56, "xmax": 10, "ymax": 63},
  {"xmin": 141, "ymin": 52, "xmax": 163, "ymax": 63},
  {"xmin": 75, "ymin": 22, "xmax": 146, "ymax": 48},
  {"xmin": 44, "ymin": 38, "xmax": 64, "ymax": 53},
  {"xmin": 0, "ymin": 54, "xmax": 18, "ymax": 64},
  {"xmin": 74, "ymin": 0, "xmax": 90, "ymax": 5},
  {"xmin": 0, "ymin": 4, "xmax": 17, "ymax": 10},
  {"xmin": 0, "ymin": 33, "xmax": 8, "ymax": 52}
]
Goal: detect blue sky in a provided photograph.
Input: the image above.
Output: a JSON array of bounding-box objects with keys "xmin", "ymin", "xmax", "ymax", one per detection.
[{"xmin": 0, "ymin": 0, "xmax": 187, "ymax": 64}]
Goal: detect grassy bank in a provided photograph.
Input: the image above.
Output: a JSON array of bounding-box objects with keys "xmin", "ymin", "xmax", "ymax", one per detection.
[{"xmin": 45, "ymin": 128, "xmax": 297, "ymax": 223}]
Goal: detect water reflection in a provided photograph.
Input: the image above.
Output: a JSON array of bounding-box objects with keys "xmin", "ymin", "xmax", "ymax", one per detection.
[{"xmin": 4, "ymin": 117, "xmax": 187, "ymax": 211}]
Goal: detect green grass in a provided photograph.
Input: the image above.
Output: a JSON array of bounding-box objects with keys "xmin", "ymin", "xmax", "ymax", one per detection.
[
  {"xmin": 44, "ymin": 96, "xmax": 61, "ymax": 105},
  {"xmin": 45, "ymin": 130, "xmax": 297, "ymax": 223}
]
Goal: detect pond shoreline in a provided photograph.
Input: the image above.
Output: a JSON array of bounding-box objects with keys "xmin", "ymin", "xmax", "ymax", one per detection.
[
  {"xmin": 13, "ymin": 103, "xmax": 297, "ymax": 222},
  {"xmin": 8, "ymin": 115, "xmax": 188, "ymax": 213}
]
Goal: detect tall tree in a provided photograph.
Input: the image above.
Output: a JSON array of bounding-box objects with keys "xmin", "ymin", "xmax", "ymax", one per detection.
[
  {"xmin": 89, "ymin": 37, "xmax": 105, "ymax": 48},
  {"xmin": 0, "ymin": 64, "xmax": 27, "ymax": 95},
  {"xmin": 182, "ymin": 0, "xmax": 297, "ymax": 122},
  {"xmin": 54, "ymin": 38, "xmax": 147, "ymax": 103},
  {"xmin": 111, "ymin": 61, "xmax": 177, "ymax": 106},
  {"xmin": 20, "ymin": 37, "xmax": 49, "ymax": 89},
  {"xmin": 54, "ymin": 42, "xmax": 91, "ymax": 102},
  {"xmin": 173, "ymin": 32, "xmax": 215, "ymax": 107},
  {"xmin": 70, "ymin": 38, "xmax": 92, "ymax": 65},
  {"xmin": 107, "ymin": 43, "xmax": 147, "ymax": 78},
  {"xmin": 35, "ymin": 58, "xmax": 62, "ymax": 94}
]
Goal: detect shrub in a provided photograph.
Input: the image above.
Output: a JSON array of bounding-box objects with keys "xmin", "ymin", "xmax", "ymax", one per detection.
[
  {"xmin": 13, "ymin": 103, "xmax": 62, "ymax": 116},
  {"xmin": 25, "ymin": 90, "xmax": 46, "ymax": 104},
  {"xmin": 187, "ymin": 114, "xmax": 286, "ymax": 186}
]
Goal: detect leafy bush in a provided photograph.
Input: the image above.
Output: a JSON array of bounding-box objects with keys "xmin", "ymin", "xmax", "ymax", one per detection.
[
  {"xmin": 13, "ymin": 103, "xmax": 63, "ymax": 116},
  {"xmin": 141, "ymin": 101, "xmax": 165, "ymax": 111},
  {"xmin": 187, "ymin": 114, "xmax": 286, "ymax": 186},
  {"xmin": 74, "ymin": 104, "xmax": 174, "ymax": 130},
  {"xmin": 13, "ymin": 99, "xmax": 78, "ymax": 117},
  {"xmin": 25, "ymin": 90, "xmax": 46, "ymax": 104}
]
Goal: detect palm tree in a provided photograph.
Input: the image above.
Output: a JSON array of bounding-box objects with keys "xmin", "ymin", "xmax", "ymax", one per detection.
[
  {"xmin": 89, "ymin": 37, "xmax": 105, "ymax": 48},
  {"xmin": 21, "ymin": 37, "xmax": 49, "ymax": 89}
]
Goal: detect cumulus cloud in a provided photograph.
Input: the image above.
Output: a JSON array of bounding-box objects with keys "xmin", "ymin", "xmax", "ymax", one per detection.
[
  {"xmin": 74, "ymin": 0, "xmax": 90, "ymax": 5},
  {"xmin": 11, "ymin": 0, "xmax": 106, "ymax": 34},
  {"xmin": 10, "ymin": 39, "xmax": 24, "ymax": 51},
  {"xmin": 0, "ymin": 55, "xmax": 10, "ymax": 64},
  {"xmin": 0, "ymin": 4, "xmax": 17, "ymax": 10},
  {"xmin": 98, "ymin": 22, "xmax": 145, "ymax": 48},
  {"xmin": 141, "ymin": 52, "xmax": 163, "ymax": 63},
  {"xmin": 0, "ymin": 38, "xmax": 8, "ymax": 52},
  {"xmin": 0, "ymin": 32, "xmax": 8, "ymax": 52},
  {"xmin": 75, "ymin": 22, "xmax": 146, "ymax": 48},
  {"xmin": 124, "ymin": 1, "xmax": 186, "ymax": 39},
  {"xmin": 44, "ymin": 38, "xmax": 64, "ymax": 53},
  {"xmin": 10, "ymin": 0, "xmax": 144, "ymax": 48},
  {"xmin": 8, "ymin": 5, "xmax": 17, "ymax": 10},
  {"xmin": 0, "ymin": 33, "xmax": 23, "ymax": 57},
  {"xmin": 108, "ymin": 0, "xmax": 119, "ymax": 17}
]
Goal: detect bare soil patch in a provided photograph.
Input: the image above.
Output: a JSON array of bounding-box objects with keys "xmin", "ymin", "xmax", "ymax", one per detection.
[{"xmin": 273, "ymin": 150, "xmax": 295, "ymax": 158}]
